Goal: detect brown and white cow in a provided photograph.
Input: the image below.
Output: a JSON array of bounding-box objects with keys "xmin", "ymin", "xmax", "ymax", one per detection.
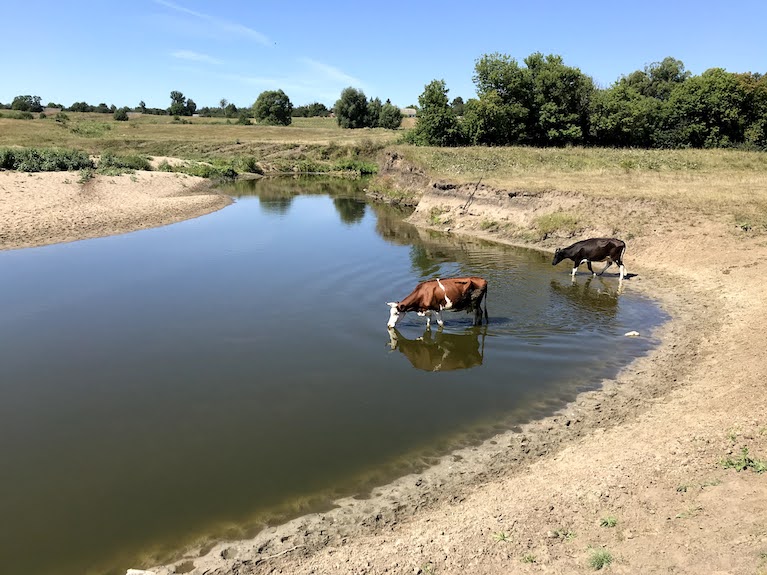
[
  {"xmin": 552, "ymin": 238, "xmax": 627, "ymax": 280},
  {"xmin": 387, "ymin": 276, "xmax": 488, "ymax": 329}
]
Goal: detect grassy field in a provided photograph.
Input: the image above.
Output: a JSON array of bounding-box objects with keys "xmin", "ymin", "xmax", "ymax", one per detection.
[
  {"xmin": 391, "ymin": 144, "xmax": 767, "ymax": 228},
  {"xmin": 2, "ymin": 112, "xmax": 766, "ymax": 229},
  {"xmin": 0, "ymin": 114, "xmax": 402, "ymax": 162}
]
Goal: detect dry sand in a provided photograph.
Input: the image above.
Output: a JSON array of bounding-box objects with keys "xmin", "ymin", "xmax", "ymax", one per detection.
[
  {"xmin": 2, "ymin": 169, "xmax": 766, "ymax": 575},
  {"xmin": 0, "ymin": 170, "xmax": 230, "ymax": 251}
]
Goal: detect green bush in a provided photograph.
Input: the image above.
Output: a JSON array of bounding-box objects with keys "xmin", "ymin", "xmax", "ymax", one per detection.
[
  {"xmin": 98, "ymin": 152, "xmax": 151, "ymax": 173},
  {"xmin": 333, "ymin": 159, "xmax": 378, "ymax": 174},
  {"xmin": 0, "ymin": 147, "xmax": 94, "ymax": 172},
  {"xmin": 114, "ymin": 107, "xmax": 130, "ymax": 121}
]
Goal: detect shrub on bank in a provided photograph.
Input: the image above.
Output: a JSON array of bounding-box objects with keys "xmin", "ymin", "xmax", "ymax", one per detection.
[{"xmin": 0, "ymin": 147, "xmax": 94, "ymax": 172}]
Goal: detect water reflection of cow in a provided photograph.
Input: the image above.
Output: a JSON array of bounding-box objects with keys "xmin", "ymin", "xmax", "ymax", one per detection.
[
  {"xmin": 549, "ymin": 276, "xmax": 622, "ymax": 318},
  {"xmin": 387, "ymin": 327, "xmax": 486, "ymax": 372}
]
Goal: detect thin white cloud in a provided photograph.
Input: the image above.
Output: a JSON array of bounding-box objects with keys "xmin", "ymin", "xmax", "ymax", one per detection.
[
  {"xmin": 171, "ymin": 50, "xmax": 222, "ymax": 65},
  {"xmin": 154, "ymin": 0, "xmax": 272, "ymax": 46},
  {"xmin": 300, "ymin": 58, "xmax": 367, "ymax": 90}
]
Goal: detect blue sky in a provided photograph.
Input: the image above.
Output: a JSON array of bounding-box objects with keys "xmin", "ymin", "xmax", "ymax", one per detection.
[{"xmin": 3, "ymin": 0, "xmax": 766, "ymax": 111}]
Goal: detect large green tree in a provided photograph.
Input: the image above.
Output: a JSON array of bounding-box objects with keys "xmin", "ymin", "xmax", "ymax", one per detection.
[
  {"xmin": 471, "ymin": 53, "xmax": 531, "ymax": 144},
  {"xmin": 11, "ymin": 95, "xmax": 43, "ymax": 112},
  {"xmin": 335, "ymin": 87, "xmax": 369, "ymax": 128},
  {"xmin": 253, "ymin": 89, "xmax": 293, "ymax": 125},
  {"xmin": 589, "ymin": 82, "xmax": 663, "ymax": 147},
  {"xmin": 405, "ymin": 79, "xmax": 462, "ymax": 146},
  {"xmin": 524, "ymin": 52, "xmax": 594, "ymax": 145},
  {"xmin": 663, "ymin": 67, "xmax": 748, "ymax": 147},
  {"xmin": 378, "ymin": 101, "xmax": 403, "ymax": 129}
]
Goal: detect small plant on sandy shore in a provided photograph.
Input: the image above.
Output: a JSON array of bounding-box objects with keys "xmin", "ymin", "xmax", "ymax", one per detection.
[
  {"xmin": 721, "ymin": 446, "xmax": 767, "ymax": 473},
  {"xmin": 521, "ymin": 553, "xmax": 537, "ymax": 563},
  {"xmin": 600, "ymin": 516, "xmax": 618, "ymax": 528},
  {"xmin": 418, "ymin": 561, "xmax": 436, "ymax": 574},
  {"xmin": 552, "ymin": 528, "xmax": 576, "ymax": 542},
  {"xmin": 78, "ymin": 167, "xmax": 94, "ymax": 183},
  {"xmin": 676, "ymin": 484, "xmax": 689, "ymax": 492},
  {"xmin": 429, "ymin": 206, "xmax": 448, "ymax": 225},
  {"xmin": 675, "ymin": 505, "xmax": 703, "ymax": 519},
  {"xmin": 480, "ymin": 219, "xmax": 499, "ymax": 231},
  {"xmin": 492, "ymin": 531, "xmax": 511, "ymax": 542},
  {"xmin": 588, "ymin": 548, "xmax": 613, "ymax": 570}
]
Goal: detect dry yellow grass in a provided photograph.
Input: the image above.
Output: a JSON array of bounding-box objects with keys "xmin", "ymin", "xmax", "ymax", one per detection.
[
  {"xmin": 0, "ymin": 114, "xmax": 401, "ymax": 158},
  {"xmin": 391, "ymin": 145, "xmax": 767, "ymax": 223}
]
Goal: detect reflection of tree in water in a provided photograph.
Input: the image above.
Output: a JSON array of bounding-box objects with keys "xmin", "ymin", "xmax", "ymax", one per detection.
[
  {"xmin": 388, "ymin": 327, "xmax": 486, "ymax": 372},
  {"xmin": 332, "ymin": 197, "xmax": 366, "ymax": 225},
  {"xmin": 367, "ymin": 201, "xmax": 417, "ymax": 246},
  {"xmin": 548, "ymin": 276, "xmax": 621, "ymax": 318},
  {"xmin": 408, "ymin": 245, "xmax": 442, "ymax": 278},
  {"xmin": 221, "ymin": 176, "xmax": 370, "ymax": 219}
]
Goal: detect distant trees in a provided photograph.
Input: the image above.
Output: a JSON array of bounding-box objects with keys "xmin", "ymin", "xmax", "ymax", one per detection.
[
  {"xmin": 334, "ymin": 88, "xmax": 402, "ymax": 129},
  {"xmin": 252, "ymin": 89, "xmax": 293, "ymax": 125},
  {"xmin": 293, "ymin": 102, "xmax": 331, "ymax": 117},
  {"xmin": 11, "ymin": 95, "xmax": 43, "ymax": 112},
  {"xmin": 168, "ymin": 91, "xmax": 196, "ymax": 116},
  {"xmin": 69, "ymin": 101, "xmax": 92, "ymax": 112}
]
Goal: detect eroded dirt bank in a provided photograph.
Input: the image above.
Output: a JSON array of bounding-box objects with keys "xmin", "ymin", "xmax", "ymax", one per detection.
[{"xmin": 2, "ymin": 164, "xmax": 766, "ymax": 574}]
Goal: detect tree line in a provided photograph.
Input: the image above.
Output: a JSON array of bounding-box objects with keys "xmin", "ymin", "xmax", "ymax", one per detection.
[
  {"xmin": 408, "ymin": 53, "xmax": 766, "ymax": 149},
  {"xmin": 0, "ymin": 89, "xmax": 403, "ymax": 129},
  {"xmin": 3, "ymin": 52, "xmax": 764, "ymax": 149}
]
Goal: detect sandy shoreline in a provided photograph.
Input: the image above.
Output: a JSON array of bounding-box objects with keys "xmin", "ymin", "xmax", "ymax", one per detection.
[
  {"xmin": 0, "ymin": 171, "xmax": 231, "ymax": 251},
  {"xmin": 3, "ymin": 170, "xmax": 766, "ymax": 575}
]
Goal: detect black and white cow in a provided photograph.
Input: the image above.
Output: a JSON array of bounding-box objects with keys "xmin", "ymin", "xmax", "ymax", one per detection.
[
  {"xmin": 552, "ymin": 238, "xmax": 627, "ymax": 280},
  {"xmin": 387, "ymin": 277, "xmax": 488, "ymax": 329}
]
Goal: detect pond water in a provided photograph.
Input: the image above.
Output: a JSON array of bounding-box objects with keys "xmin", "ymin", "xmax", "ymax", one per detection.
[{"xmin": 0, "ymin": 177, "xmax": 667, "ymax": 575}]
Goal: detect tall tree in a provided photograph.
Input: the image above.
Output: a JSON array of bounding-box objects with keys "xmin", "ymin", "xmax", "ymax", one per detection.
[
  {"xmin": 11, "ymin": 95, "xmax": 43, "ymax": 113},
  {"xmin": 252, "ymin": 89, "xmax": 293, "ymax": 125},
  {"xmin": 378, "ymin": 102, "xmax": 403, "ymax": 129},
  {"xmin": 470, "ymin": 53, "xmax": 531, "ymax": 144},
  {"xmin": 405, "ymin": 79, "xmax": 462, "ymax": 146},
  {"xmin": 663, "ymin": 67, "xmax": 748, "ymax": 147},
  {"xmin": 334, "ymin": 87, "xmax": 369, "ymax": 128},
  {"xmin": 524, "ymin": 52, "xmax": 594, "ymax": 145}
]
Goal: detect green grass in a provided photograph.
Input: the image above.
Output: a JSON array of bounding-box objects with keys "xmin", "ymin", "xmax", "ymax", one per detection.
[
  {"xmin": 599, "ymin": 516, "xmax": 618, "ymax": 528},
  {"xmin": 721, "ymin": 447, "xmax": 767, "ymax": 473},
  {"xmin": 588, "ymin": 549, "xmax": 613, "ymax": 570},
  {"xmin": 534, "ymin": 211, "xmax": 581, "ymax": 237}
]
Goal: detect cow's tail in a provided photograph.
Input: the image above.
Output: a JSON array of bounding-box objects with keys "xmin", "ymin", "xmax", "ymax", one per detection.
[{"xmin": 483, "ymin": 286, "xmax": 489, "ymax": 324}]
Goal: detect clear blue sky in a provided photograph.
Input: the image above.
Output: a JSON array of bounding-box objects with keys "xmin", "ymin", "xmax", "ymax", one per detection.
[{"xmin": 3, "ymin": 0, "xmax": 766, "ymax": 111}]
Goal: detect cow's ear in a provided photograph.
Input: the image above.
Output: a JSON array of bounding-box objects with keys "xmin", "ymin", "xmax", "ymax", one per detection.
[{"xmin": 554, "ymin": 248, "xmax": 561, "ymax": 254}]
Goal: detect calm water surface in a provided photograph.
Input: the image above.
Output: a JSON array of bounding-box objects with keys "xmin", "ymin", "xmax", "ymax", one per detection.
[{"xmin": 0, "ymin": 178, "xmax": 667, "ymax": 575}]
